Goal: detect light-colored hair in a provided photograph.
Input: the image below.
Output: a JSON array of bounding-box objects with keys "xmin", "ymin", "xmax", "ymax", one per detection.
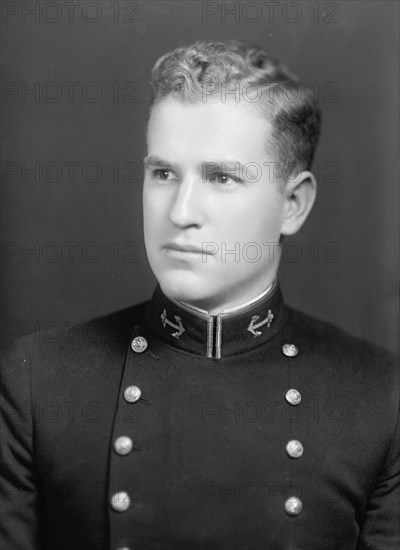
[{"xmin": 148, "ymin": 39, "xmax": 321, "ymax": 182}]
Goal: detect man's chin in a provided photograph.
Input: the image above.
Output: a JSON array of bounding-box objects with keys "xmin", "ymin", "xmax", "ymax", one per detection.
[{"xmin": 157, "ymin": 272, "xmax": 216, "ymax": 308}]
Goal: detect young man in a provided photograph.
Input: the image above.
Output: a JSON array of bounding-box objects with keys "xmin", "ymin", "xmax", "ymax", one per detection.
[{"xmin": 1, "ymin": 40, "xmax": 399, "ymax": 550}]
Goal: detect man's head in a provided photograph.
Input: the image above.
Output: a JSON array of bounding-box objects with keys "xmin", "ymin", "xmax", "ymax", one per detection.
[{"xmin": 143, "ymin": 40, "xmax": 321, "ymax": 313}]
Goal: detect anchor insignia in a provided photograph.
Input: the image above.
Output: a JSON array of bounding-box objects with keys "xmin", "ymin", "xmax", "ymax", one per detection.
[
  {"xmin": 161, "ymin": 309, "xmax": 186, "ymax": 339},
  {"xmin": 247, "ymin": 310, "xmax": 274, "ymax": 337}
]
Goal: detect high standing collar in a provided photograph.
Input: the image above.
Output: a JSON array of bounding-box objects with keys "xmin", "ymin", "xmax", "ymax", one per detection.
[{"xmin": 145, "ymin": 282, "xmax": 289, "ymax": 359}]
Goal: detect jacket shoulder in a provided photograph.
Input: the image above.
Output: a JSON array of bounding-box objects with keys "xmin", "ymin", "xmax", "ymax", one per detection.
[
  {"xmin": 286, "ymin": 306, "xmax": 398, "ymax": 375},
  {"xmin": 83, "ymin": 299, "xmax": 149, "ymax": 342},
  {"xmin": 1, "ymin": 300, "xmax": 151, "ymax": 383}
]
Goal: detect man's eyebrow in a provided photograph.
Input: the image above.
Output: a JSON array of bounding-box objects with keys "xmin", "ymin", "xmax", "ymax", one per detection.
[
  {"xmin": 143, "ymin": 156, "xmax": 176, "ymax": 170},
  {"xmin": 143, "ymin": 156, "xmax": 259, "ymax": 179},
  {"xmin": 202, "ymin": 161, "xmax": 258, "ymax": 178}
]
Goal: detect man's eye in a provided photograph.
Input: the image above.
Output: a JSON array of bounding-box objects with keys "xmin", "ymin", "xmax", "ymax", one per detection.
[
  {"xmin": 210, "ymin": 172, "xmax": 241, "ymax": 185},
  {"xmin": 152, "ymin": 169, "xmax": 173, "ymax": 180}
]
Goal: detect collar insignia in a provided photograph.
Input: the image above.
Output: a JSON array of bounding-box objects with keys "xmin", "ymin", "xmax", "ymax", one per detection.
[
  {"xmin": 247, "ymin": 310, "xmax": 274, "ymax": 337},
  {"xmin": 161, "ymin": 309, "xmax": 186, "ymax": 339}
]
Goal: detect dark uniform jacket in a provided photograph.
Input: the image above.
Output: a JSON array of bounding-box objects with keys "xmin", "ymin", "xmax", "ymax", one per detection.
[{"xmin": 1, "ymin": 283, "xmax": 399, "ymax": 550}]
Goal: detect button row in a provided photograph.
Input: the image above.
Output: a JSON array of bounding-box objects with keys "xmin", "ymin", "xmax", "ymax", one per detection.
[
  {"xmin": 132, "ymin": 336, "xmax": 298, "ymax": 358},
  {"xmin": 132, "ymin": 337, "xmax": 299, "ymax": 358},
  {"xmin": 113, "ymin": 345, "xmax": 145, "ymax": 518},
  {"xmin": 110, "ymin": 489, "xmax": 303, "ymax": 517},
  {"xmin": 116, "ymin": 384, "xmax": 141, "ymax": 457},
  {"xmin": 283, "ymin": 346, "xmax": 302, "ymax": 516}
]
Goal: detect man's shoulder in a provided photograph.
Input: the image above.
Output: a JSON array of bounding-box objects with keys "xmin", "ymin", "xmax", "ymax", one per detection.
[
  {"xmin": 285, "ymin": 305, "xmax": 398, "ymax": 379},
  {"xmin": 84, "ymin": 299, "xmax": 149, "ymax": 340},
  {"xmin": 1, "ymin": 300, "xmax": 151, "ymax": 380}
]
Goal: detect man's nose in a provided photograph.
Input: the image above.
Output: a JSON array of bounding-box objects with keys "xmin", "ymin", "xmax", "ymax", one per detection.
[{"xmin": 168, "ymin": 176, "xmax": 204, "ymax": 228}]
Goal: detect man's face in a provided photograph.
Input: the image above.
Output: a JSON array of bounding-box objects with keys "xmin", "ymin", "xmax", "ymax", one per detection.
[{"xmin": 143, "ymin": 96, "xmax": 287, "ymax": 313}]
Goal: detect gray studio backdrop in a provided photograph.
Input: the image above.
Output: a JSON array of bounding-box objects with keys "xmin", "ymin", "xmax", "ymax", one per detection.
[{"xmin": 1, "ymin": 0, "xmax": 399, "ymax": 353}]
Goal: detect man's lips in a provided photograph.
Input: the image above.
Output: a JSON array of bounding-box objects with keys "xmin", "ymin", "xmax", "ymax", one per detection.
[{"xmin": 163, "ymin": 242, "xmax": 212, "ymax": 254}]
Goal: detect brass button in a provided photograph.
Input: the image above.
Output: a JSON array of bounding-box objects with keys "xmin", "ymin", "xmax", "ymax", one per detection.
[
  {"xmin": 131, "ymin": 336, "xmax": 148, "ymax": 353},
  {"xmin": 114, "ymin": 436, "xmax": 133, "ymax": 456},
  {"xmin": 286, "ymin": 440, "xmax": 304, "ymax": 459},
  {"xmin": 110, "ymin": 491, "xmax": 130, "ymax": 512},
  {"xmin": 285, "ymin": 389, "xmax": 301, "ymax": 406},
  {"xmin": 124, "ymin": 385, "xmax": 141, "ymax": 403},
  {"xmin": 282, "ymin": 343, "xmax": 298, "ymax": 357},
  {"xmin": 284, "ymin": 496, "xmax": 303, "ymax": 516}
]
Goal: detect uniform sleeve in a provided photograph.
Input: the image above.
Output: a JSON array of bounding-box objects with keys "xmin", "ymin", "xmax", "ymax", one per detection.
[
  {"xmin": 357, "ymin": 404, "xmax": 400, "ymax": 550},
  {"xmin": 0, "ymin": 343, "xmax": 44, "ymax": 549}
]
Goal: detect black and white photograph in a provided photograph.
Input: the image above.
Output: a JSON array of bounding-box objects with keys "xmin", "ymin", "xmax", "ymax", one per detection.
[{"xmin": 1, "ymin": 1, "xmax": 399, "ymax": 549}]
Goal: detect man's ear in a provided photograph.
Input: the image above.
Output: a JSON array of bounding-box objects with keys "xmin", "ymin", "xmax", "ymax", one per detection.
[{"xmin": 280, "ymin": 171, "xmax": 317, "ymax": 236}]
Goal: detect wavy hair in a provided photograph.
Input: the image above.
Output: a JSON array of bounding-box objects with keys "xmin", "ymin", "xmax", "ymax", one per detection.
[{"xmin": 148, "ymin": 39, "xmax": 321, "ymax": 182}]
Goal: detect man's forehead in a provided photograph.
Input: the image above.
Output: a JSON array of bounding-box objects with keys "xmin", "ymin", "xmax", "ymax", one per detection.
[
  {"xmin": 146, "ymin": 97, "xmax": 275, "ymax": 165},
  {"xmin": 148, "ymin": 94, "xmax": 271, "ymax": 126}
]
